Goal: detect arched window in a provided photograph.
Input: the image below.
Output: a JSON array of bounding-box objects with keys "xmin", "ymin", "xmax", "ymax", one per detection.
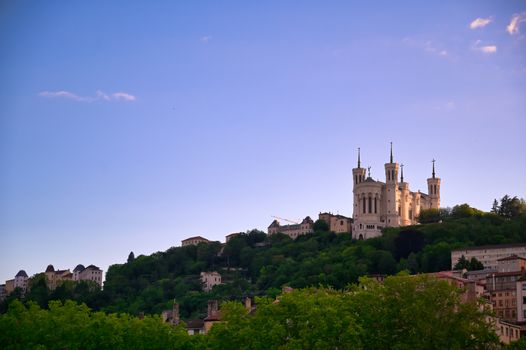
[
  {"xmin": 392, "ymin": 170, "xmax": 395, "ymax": 181},
  {"xmin": 368, "ymin": 196, "xmax": 372, "ymax": 213},
  {"xmin": 362, "ymin": 197, "xmax": 366, "ymax": 213},
  {"xmin": 358, "ymin": 234, "xmax": 364, "ymax": 240},
  {"xmin": 434, "ymin": 184, "xmax": 437, "ymax": 194},
  {"xmin": 374, "ymin": 197, "xmax": 377, "ymax": 213}
]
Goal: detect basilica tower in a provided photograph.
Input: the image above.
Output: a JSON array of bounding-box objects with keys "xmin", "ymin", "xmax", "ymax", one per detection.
[
  {"xmin": 427, "ymin": 159, "xmax": 441, "ymax": 209},
  {"xmin": 352, "ymin": 148, "xmax": 366, "ymax": 220},
  {"xmin": 384, "ymin": 143, "xmax": 400, "ymax": 226}
]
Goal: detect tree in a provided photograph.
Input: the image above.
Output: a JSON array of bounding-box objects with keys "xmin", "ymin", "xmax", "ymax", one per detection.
[
  {"xmin": 312, "ymin": 219, "xmax": 329, "ymax": 232},
  {"xmin": 417, "ymin": 208, "xmax": 442, "ymax": 223},
  {"xmin": 127, "ymin": 251, "xmax": 135, "ymax": 263},
  {"xmin": 491, "ymin": 199, "xmax": 499, "ymax": 214},
  {"xmin": 498, "ymin": 195, "xmax": 526, "ymax": 219},
  {"xmin": 393, "ymin": 229, "xmax": 425, "ymax": 260},
  {"xmin": 450, "ymin": 204, "xmax": 484, "ymax": 219}
]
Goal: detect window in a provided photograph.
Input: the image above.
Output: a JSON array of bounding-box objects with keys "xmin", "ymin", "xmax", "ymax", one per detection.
[
  {"xmin": 523, "ymin": 296, "xmax": 526, "ymax": 304},
  {"xmin": 368, "ymin": 196, "xmax": 372, "ymax": 213},
  {"xmin": 340, "ymin": 220, "xmax": 344, "ymax": 226},
  {"xmin": 363, "ymin": 197, "xmax": 366, "ymax": 214},
  {"xmin": 374, "ymin": 198, "xmax": 377, "ymax": 213}
]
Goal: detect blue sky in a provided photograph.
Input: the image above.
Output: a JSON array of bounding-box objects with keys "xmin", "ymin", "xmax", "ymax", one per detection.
[{"xmin": 1, "ymin": 1, "xmax": 525, "ymax": 283}]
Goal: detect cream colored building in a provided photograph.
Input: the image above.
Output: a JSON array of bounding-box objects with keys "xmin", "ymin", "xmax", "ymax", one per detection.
[
  {"xmin": 182, "ymin": 236, "xmax": 210, "ymax": 247},
  {"xmin": 78, "ymin": 265, "xmax": 103, "ymax": 287},
  {"xmin": 451, "ymin": 244, "xmax": 526, "ymax": 270},
  {"xmin": 5, "ymin": 279, "xmax": 14, "ymax": 295},
  {"xmin": 497, "ymin": 255, "xmax": 526, "ymax": 273},
  {"xmin": 268, "ymin": 216, "xmax": 314, "ymax": 239},
  {"xmin": 200, "ymin": 271, "xmax": 222, "ymax": 292},
  {"xmin": 352, "ymin": 145, "xmax": 440, "ymax": 240},
  {"xmin": 318, "ymin": 212, "xmax": 352, "ymax": 233},
  {"xmin": 44, "ymin": 265, "xmax": 73, "ymax": 290},
  {"xmin": 14, "ymin": 270, "xmax": 29, "ymax": 292}
]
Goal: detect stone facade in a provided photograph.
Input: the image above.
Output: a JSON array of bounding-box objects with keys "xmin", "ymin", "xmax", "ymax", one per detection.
[
  {"xmin": 318, "ymin": 212, "xmax": 352, "ymax": 233},
  {"xmin": 451, "ymin": 244, "xmax": 526, "ymax": 270},
  {"xmin": 517, "ymin": 276, "xmax": 526, "ymax": 322},
  {"xmin": 352, "ymin": 145, "xmax": 440, "ymax": 240},
  {"xmin": 200, "ymin": 271, "xmax": 222, "ymax": 292},
  {"xmin": 268, "ymin": 216, "xmax": 314, "ymax": 239},
  {"xmin": 182, "ymin": 236, "xmax": 210, "ymax": 247}
]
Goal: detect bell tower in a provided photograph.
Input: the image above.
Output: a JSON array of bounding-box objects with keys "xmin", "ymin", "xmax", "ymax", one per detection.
[
  {"xmin": 384, "ymin": 142, "xmax": 400, "ymax": 226},
  {"xmin": 352, "ymin": 148, "xmax": 367, "ymax": 221},
  {"xmin": 427, "ymin": 159, "xmax": 441, "ymax": 209}
]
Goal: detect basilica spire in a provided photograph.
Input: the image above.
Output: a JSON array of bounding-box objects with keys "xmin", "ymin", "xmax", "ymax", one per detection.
[
  {"xmin": 400, "ymin": 163, "xmax": 404, "ymax": 182},
  {"xmin": 357, "ymin": 147, "xmax": 361, "ymax": 168},
  {"xmin": 432, "ymin": 159, "xmax": 436, "ymax": 179},
  {"xmin": 390, "ymin": 142, "xmax": 393, "ymax": 163}
]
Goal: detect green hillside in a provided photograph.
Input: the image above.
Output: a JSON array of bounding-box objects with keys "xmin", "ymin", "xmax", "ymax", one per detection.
[{"xmin": 3, "ymin": 197, "xmax": 525, "ymax": 320}]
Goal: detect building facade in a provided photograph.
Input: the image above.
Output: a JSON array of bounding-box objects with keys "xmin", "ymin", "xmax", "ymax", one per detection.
[
  {"xmin": 182, "ymin": 236, "xmax": 210, "ymax": 247},
  {"xmin": 200, "ymin": 271, "xmax": 222, "ymax": 292},
  {"xmin": 517, "ymin": 276, "xmax": 526, "ymax": 322},
  {"xmin": 268, "ymin": 216, "xmax": 314, "ymax": 239},
  {"xmin": 318, "ymin": 212, "xmax": 352, "ymax": 233},
  {"xmin": 14, "ymin": 270, "xmax": 29, "ymax": 292},
  {"xmin": 451, "ymin": 244, "xmax": 526, "ymax": 270},
  {"xmin": 352, "ymin": 145, "xmax": 440, "ymax": 240}
]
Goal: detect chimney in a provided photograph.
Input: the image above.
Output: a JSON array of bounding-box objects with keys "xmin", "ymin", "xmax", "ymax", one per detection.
[
  {"xmin": 207, "ymin": 300, "xmax": 218, "ymax": 318},
  {"xmin": 244, "ymin": 296, "xmax": 252, "ymax": 311},
  {"xmin": 172, "ymin": 301, "xmax": 180, "ymax": 325}
]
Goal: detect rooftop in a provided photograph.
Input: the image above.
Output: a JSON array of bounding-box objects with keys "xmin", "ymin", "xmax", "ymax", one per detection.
[
  {"xmin": 452, "ymin": 243, "xmax": 526, "ymax": 252},
  {"xmin": 182, "ymin": 236, "xmax": 210, "ymax": 242}
]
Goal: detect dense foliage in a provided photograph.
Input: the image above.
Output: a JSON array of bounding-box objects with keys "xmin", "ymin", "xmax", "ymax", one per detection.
[
  {"xmin": 2, "ymin": 196, "xmax": 525, "ymax": 321},
  {"xmin": 0, "ymin": 275, "xmax": 504, "ymax": 349}
]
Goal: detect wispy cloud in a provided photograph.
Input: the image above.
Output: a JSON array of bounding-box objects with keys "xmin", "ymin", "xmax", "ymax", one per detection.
[
  {"xmin": 38, "ymin": 90, "xmax": 136, "ymax": 102},
  {"xmin": 38, "ymin": 90, "xmax": 91, "ymax": 102},
  {"xmin": 201, "ymin": 35, "xmax": 212, "ymax": 43},
  {"xmin": 112, "ymin": 92, "xmax": 136, "ymax": 101},
  {"xmin": 469, "ymin": 17, "xmax": 493, "ymax": 29},
  {"xmin": 507, "ymin": 12, "xmax": 526, "ymax": 35},
  {"xmin": 472, "ymin": 40, "xmax": 497, "ymax": 54},
  {"xmin": 402, "ymin": 38, "xmax": 449, "ymax": 58}
]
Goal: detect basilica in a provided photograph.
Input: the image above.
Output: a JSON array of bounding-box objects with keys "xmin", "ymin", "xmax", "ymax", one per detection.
[{"xmin": 352, "ymin": 144, "xmax": 441, "ymax": 240}]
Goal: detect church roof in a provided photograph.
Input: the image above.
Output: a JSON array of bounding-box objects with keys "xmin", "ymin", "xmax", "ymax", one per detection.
[
  {"xmin": 364, "ymin": 177, "xmax": 377, "ymax": 183},
  {"xmin": 45, "ymin": 264, "xmax": 55, "ymax": 273}
]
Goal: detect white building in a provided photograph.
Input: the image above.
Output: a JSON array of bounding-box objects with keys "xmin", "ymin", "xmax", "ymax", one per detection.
[
  {"xmin": 200, "ymin": 271, "xmax": 221, "ymax": 292},
  {"xmin": 352, "ymin": 145, "xmax": 440, "ymax": 240},
  {"xmin": 14, "ymin": 270, "xmax": 28, "ymax": 292},
  {"xmin": 78, "ymin": 265, "xmax": 103, "ymax": 287},
  {"xmin": 451, "ymin": 244, "xmax": 526, "ymax": 270}
]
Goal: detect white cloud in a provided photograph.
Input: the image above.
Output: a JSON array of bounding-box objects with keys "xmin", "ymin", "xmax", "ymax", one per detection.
[
  {"xmin": 507, "ymin": 12, "xmax": 526, "ymax": 35},
  {"xmin": 201, "ymin": 35, "xmax": 212, "ymax": 43},
  {"xmin": 112, "ymin": 92, "xmax": 136, "ymax": 101},
  {"xmin": 38, "ymin": 90, "xmax": 91, "ymax": 102},
  {"xmin": 96, "ymin": 90, "xmax": 111, "ymax": 101},
  {"xmin": 472, "ymin": 40, "xmax": 497, "ymax": 54},
  {"xmin": 38, "ymin": 90, "xmax": 136, "ymax": 102},
  {"xmin": 469, "ymin": 17, "xmax": 492, "ymax": 29}
]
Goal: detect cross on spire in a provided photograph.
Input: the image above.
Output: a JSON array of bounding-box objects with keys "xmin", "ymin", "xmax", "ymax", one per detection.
[
  {"xmin": 432, "ymin": 159, "xmax": 436, "ymax": 178},
  {"xmin": 367, "ymin": 166, "xmax": 371, "ymax": 178}
]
